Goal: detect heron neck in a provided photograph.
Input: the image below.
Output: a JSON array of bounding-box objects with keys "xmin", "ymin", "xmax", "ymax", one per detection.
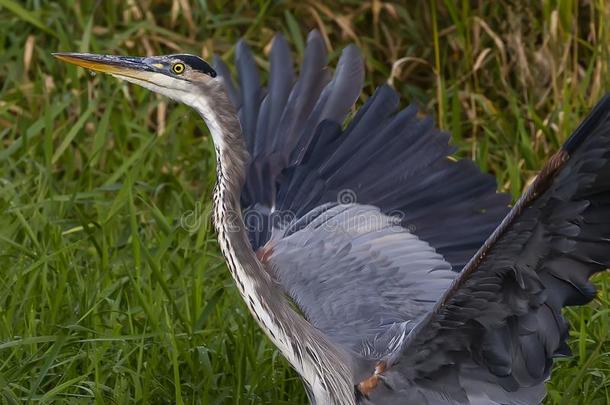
[{"xmin": 192, "ymin": 87, "xmax": 358, "ymax": 404}]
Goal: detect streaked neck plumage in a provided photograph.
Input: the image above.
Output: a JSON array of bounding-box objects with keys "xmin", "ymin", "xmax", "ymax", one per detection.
[{"xmin": 188, "ymin": 79, "xmax": 358, "ymax": 404}]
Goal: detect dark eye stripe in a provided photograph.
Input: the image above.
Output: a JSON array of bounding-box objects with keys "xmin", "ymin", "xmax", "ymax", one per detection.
[{"xmin": 171, "ymin": 54, "xmax": 217, "ymax": 77}]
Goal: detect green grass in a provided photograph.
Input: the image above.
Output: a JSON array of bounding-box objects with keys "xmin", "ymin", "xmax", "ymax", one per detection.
[{"xmin": 0, "ymin": 0, "xmax": 609, "ymax": 403}]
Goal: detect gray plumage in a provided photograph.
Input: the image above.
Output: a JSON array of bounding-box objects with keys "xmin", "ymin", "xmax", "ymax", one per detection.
[
  {"xmin": 56, "ymin": 30, "xmax": 610, "ymax": 405},
  {"xmin": 218, "ymin": 32, "xmax": 610, "ymax": 404},
  {"xmin": 267, "ymin": 203, "xmax": 455, "ymax": 353}
]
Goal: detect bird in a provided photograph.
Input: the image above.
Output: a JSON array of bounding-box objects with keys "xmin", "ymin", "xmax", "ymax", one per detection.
[{"xmin": 53, "ymin": 31, "xmax": 610, "ymax": 404}]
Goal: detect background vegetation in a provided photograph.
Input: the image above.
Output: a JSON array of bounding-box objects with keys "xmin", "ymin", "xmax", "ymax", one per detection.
[{"xmin": 0, "ymin": 0, "xmax": 609, "ymax": 403}]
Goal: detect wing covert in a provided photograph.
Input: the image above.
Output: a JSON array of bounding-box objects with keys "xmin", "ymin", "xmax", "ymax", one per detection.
[{"xmin": 263, "ymin": 203, "xmax": 456, "ymax": 355}]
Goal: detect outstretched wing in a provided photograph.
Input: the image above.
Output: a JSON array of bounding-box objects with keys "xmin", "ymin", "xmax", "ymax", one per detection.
[
  {"xmin": 212, "ymin": 31, "xmax": 590, "ymax": 403},
  {"xmin": 215, "ymin": 31, "xmax": 510, "ymax": 272},
  {"xmin": 375, "ymin": 94, "xmax": 610, "ymax": 404}
]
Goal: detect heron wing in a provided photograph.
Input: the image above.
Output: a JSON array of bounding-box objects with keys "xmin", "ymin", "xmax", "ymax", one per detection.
[
  {"xmin": 261, "ymin": 202, "xmax": 456, "ymax": 353},
  {"xmin": 215, "ymin": 31, "xmax": 363, "ymax": 247},
  {"xmin": 215, "ymin": 30, "xmax": 610, "ymax": 403},
  {"xmin": 214, "ymin": 31, "xmax": 511, "ymax": 272},
  {"xmin": 373, "ymin": 94, "xmax": 610, "ymax": 404}
]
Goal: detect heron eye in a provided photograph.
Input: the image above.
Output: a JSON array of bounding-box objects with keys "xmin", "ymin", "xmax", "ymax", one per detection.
[{"xmin": 172, "ymin": 63, "xmax": 185, "ymax": 74}]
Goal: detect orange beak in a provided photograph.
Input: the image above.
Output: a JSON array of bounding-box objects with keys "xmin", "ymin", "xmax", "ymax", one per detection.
[{"xmin": 52, "ymin": 52, "xmax": 154, "ymax": 81}]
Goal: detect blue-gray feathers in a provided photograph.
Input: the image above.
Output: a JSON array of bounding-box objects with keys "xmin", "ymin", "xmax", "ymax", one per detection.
[{"xmin": 214, "ymin": 31, "xmax": 610, "ymax": 404}]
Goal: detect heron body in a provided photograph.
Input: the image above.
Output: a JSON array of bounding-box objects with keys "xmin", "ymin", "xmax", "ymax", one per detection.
[
  {"xmin": 204, "ymin": 80, "xmax": 356, "ymax": 403},
  {"xmin": 54, "ymin": 32, "xmax": 610, "ymax": 404}
]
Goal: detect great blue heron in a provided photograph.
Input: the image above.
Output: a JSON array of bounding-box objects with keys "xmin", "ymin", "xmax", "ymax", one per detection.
[{"xmin": 54, "ymin": 31, "xmax": 610, "ymax": 404}]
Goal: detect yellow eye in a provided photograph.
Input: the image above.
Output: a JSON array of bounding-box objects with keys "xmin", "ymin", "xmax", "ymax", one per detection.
[{"xmin": 172, "ymin": 63, "xmax": 185, "ymax": 74}]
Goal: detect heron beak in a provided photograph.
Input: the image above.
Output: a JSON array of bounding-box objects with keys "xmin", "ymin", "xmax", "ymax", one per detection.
[{"xmin": 52, "ymin": 53, "xmax": 156, "ymax": 82}]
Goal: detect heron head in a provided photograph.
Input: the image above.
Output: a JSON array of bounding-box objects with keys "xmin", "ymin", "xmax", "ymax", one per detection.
[{"xmin": 53, "ymin": 52, "xmax": 219, "ymax": 107}]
